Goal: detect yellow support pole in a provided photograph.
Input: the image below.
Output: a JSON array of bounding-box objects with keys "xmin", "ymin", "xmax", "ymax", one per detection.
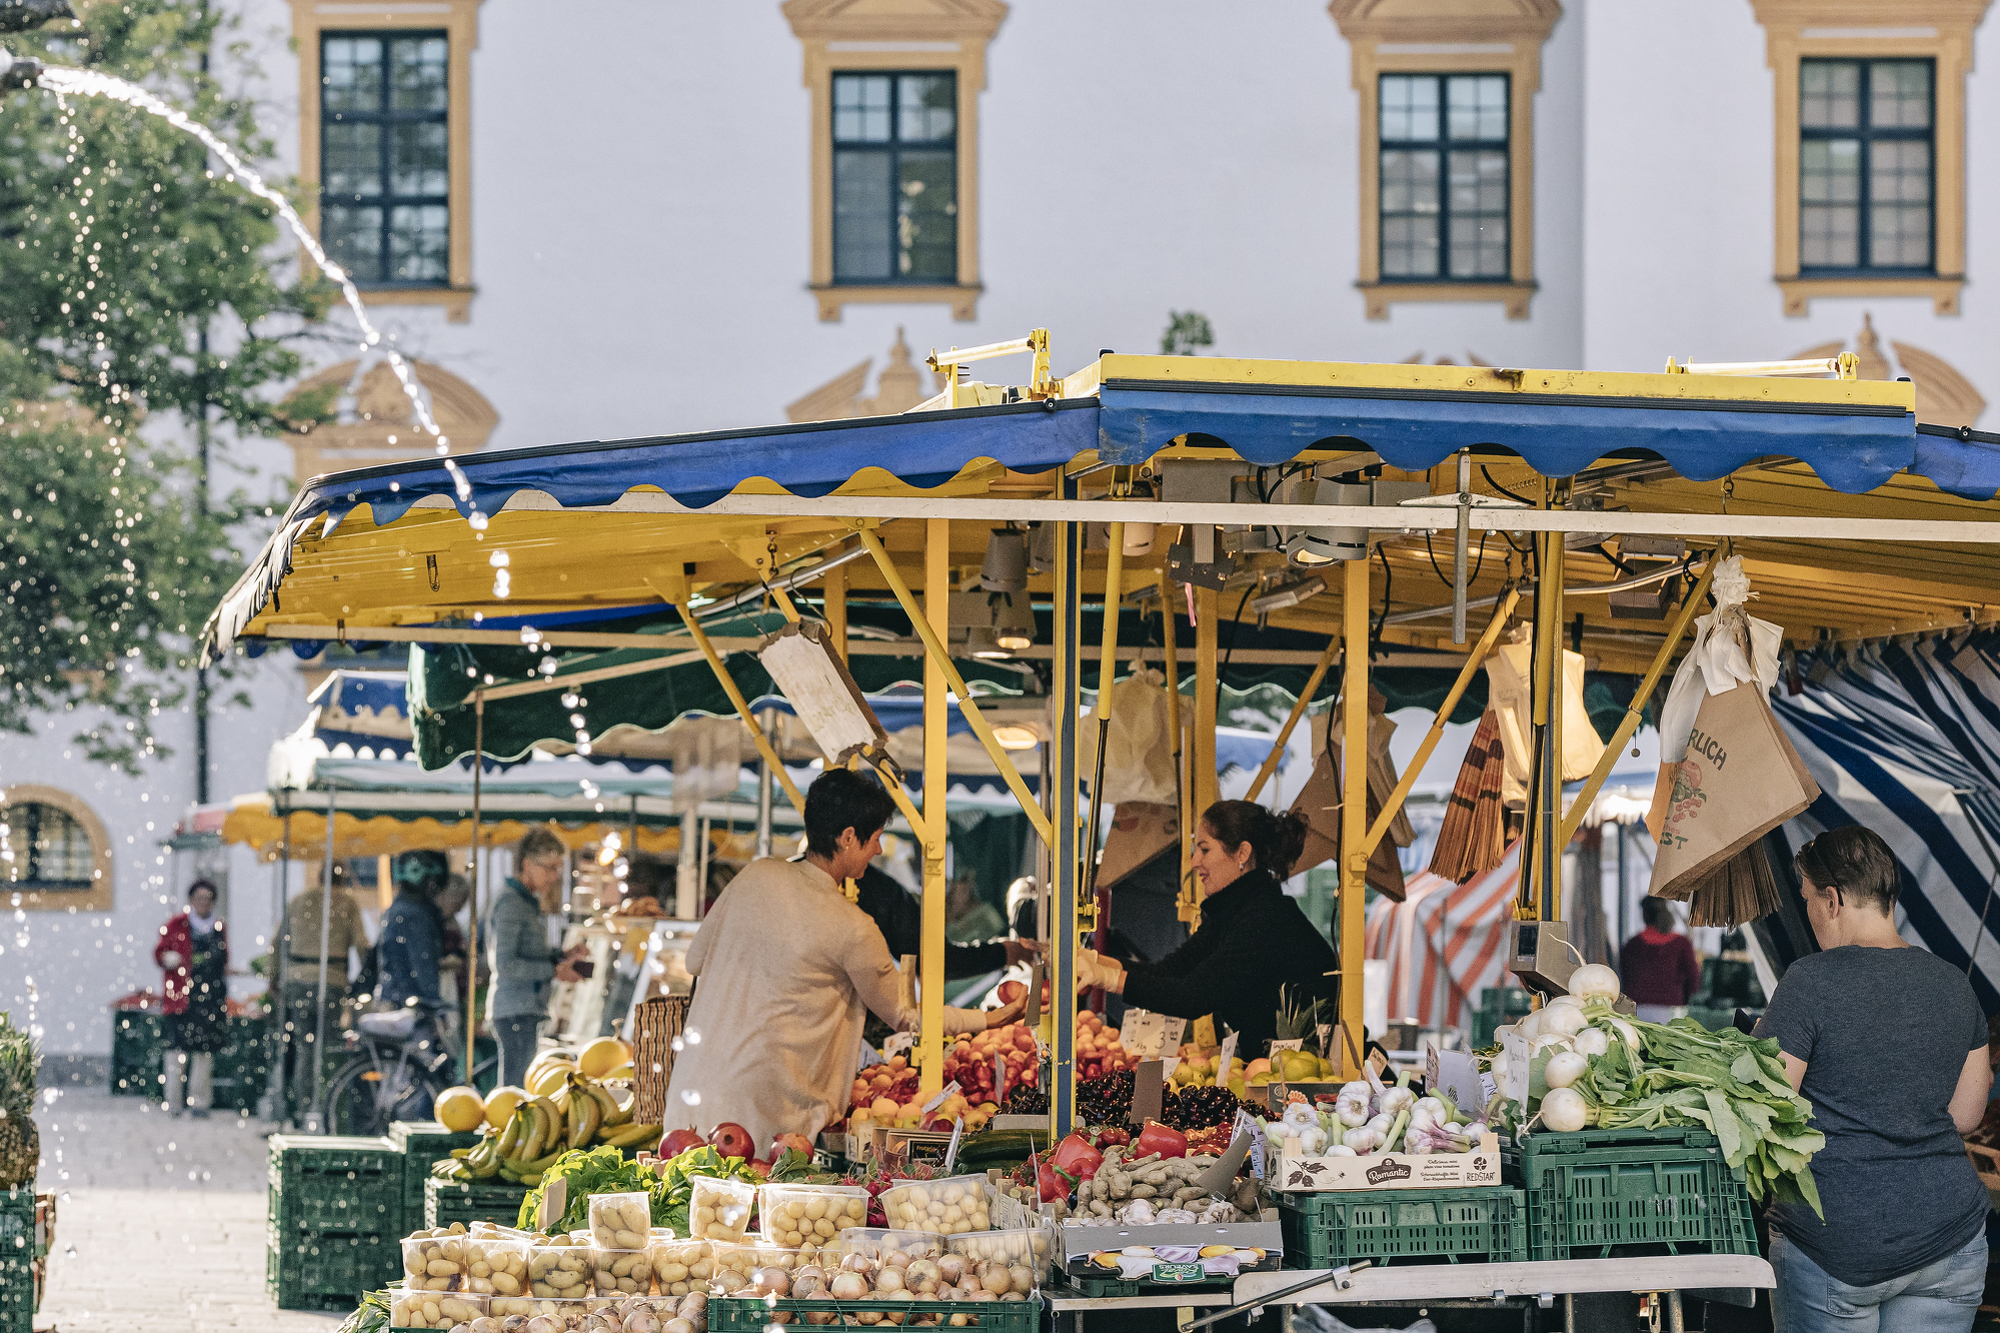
[
  {"xmin": 1158, "ymin": 571, "xmax": 1190, "ymax": 918},
  {"xmin": 1338, "ymin": 556, "xmax": 1370, "ymax": 1078},
  {"xmin": 1245, "ymin": 637, "xmax": 1340, "ymax": 804},
  {"xmin": 920, "ymin": 519, "xmax": 949, "ymax": 1096},
  {"xmin": 1362, "ymin": 588, "xmax": 1522, "ymax": 855},
  {"xmin": 854, "ymin": 526, "xmax": 1053, "ymax": 846},
  {"xmin": 1191, "ymin": 585, "xmax": 1219, "ymax": 929},
  {"xmin": 1555, "ymin": 545, "xmax": 1726, "ymax": 849},
  {"xmin": 826, "ymin": 564, "xmax": 848, "ymax": 663},
  {"xmin": 676, "ymin": 607, "xmax": 806, "ymax": 814}
]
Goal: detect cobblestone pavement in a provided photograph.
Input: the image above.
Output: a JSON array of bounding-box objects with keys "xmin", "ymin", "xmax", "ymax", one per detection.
[{"xmin": 32, "ymin": 1080, "xmax": 343, "ymax": 1332}]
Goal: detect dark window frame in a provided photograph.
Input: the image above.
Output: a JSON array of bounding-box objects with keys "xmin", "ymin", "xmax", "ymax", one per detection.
[
  {"xmin": 1798, "ymin": 57, "xmax": 1937, "ymax": 276},
  {"xmin": 319, "ymin": 28, "xmax": 451, "ymax": 289},
  {"xmin": 830, "ymin": 68, "xmax": 960, "ymax": 286},
  {"xmin": 1377, "ymin": 71, "xmax": 1513, "ymax": 285},
  {"xmin": 3, "ymin": 802, "xmax": 93, "ymax": 891}
]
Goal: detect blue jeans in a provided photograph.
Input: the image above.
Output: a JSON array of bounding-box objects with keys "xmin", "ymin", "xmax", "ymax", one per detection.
[
  {"xmin": 1772, "ymin": 1229, "xmax": 1986, "ymax": 1333},
  {"xmin": 495, "ymin": 1015, "xmax": 541, "ymax": 1090}
]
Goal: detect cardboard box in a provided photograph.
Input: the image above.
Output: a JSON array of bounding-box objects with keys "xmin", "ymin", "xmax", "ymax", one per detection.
[
  {"xmin": 1060, "ymin": 1218, "xmax": 1283, "ymax": 1279},
  {"xmin": 1268, "ymin": 1132, "xmax": 1504, "ymax": 1192}
]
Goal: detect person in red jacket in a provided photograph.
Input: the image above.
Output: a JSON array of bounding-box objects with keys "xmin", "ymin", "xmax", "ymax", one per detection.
[
  {"xmin": 1620, "ymin": 897, "xmax": 1701, "ymax": 1023},
  {"xmin": 154, "ymin": 880, "xmax": 229, "ymax": 1117}
]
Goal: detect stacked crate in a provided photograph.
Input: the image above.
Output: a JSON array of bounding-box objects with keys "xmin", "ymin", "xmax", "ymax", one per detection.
[
  {"xmin": 0, "ymin": 1185, "xmax": 36, "ymax": 1333},
  {"xmin": 389, "ymin": 1121, "xmax": 479, "ymax": 1236},
  {"xmin": 1501, "ymin": 1126, "xmax": 1758, "ymax": 1261},
  {"xmin": 424, "ymin": 1176, "xmax": 530, "ymax": 1230},
  {"xmin": 267, "ymin": 1135, "xmax": 403, "ymax": 1310}
]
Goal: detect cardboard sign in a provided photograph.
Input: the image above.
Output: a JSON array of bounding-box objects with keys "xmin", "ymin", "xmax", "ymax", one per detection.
[
  {"xmin": 920, "ymin": 1080, "xmax": 961, "ymax": 1115},
  {"xmin": 1119, "ymin": 1009, "xmax": 1184, "ymax": 1061},
  {"xmin": 1192, "ymin": 1015, "xmax": 1218, "ymax": 1051},
  {"xmin": 1129, "ymin": 1060, "xmax": 1165, "ymax": 1128},
  {"xmin": 1500, "ymin": 1028, "xmax": 1530, "ymax": 1105},
  {"xmin": 1268, "ymin": 1038, "xmax": 1304, "ymax": 1054},
  {"xmin": 1427, "ymin": 1046, "xmax": 1485, "ymax": 1121},
  {"xmin": 1217, "ymin": 1031, "xmax": 1239, "ymax": 1080},
  {"xmin": 1271, "ymin": 1132, "xmax": 1505, "ymax": 1192}
]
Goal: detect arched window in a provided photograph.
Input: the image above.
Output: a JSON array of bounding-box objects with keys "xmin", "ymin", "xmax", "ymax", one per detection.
[{"xmin": 1, "ymin": 785, "xmax": 113, "ymax": 911}]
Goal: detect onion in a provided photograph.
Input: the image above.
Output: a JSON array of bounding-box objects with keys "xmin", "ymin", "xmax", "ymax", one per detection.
[
  {"xmin": 1566, "ymin": 963, "xmax": 1621, "ymax": 1002},
  {"xmin": 936, "ymin": 1255, "xmax": 967, "ymax": 1286},
  {"xmin": 830, "ymin": 1272, "xmax": 870, "ymax": 1301},
  {"xmin": 1539, "ymin": 1086, "xmax": 1589, "ymax": 1132},
  {"xmin": 1544, "ymin": 1051, "xmax": 1588, "ymax": 1089},
  {"xmin": 1572, "ymin": 1027, "xmax": 1610, "ymax": 1057},
  {"xmin": 874, "ymin": 1269, "xmax": 907, "ymax": 1295}
]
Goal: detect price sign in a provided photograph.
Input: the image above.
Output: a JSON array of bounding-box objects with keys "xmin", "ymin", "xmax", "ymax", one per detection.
[
  {"xmin": 1192, "ymin": 1014, "xmax": 1218, "ymax": 1050},
  {"xmin": 1217, "ymin": 1031, "xmax": 1239, "ymax": 1079},
  {"xmin": 1118, "ymin": 1009, "xmax": 1183, "ymax": 1061},
  {"xmin": 1232, "ymin": 1109, "xmax": 1266, "ymax": 1178},
  {"xmin": 1151, "ymin": 1262, "xmax": 1205, "ymax": 1283},
  {"xmin": 921, "ymin": 1080, "xmax": 962, "ymax": 1115}
]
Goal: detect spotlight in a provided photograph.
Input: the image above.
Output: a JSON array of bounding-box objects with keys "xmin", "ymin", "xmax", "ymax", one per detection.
[
  {"xmin": 964, "ymin": 625, "xmax": 1011, "ymax": 659},
  {"xmin": 992, "ymin": 724, "xmax": 1040, "ymax": 751},
  {"xmin": 980, "ymin": 528, "xmax": 1027, "ymax": 592},
  {"xmin": 992, "ymin": 591, "xmax": 1035, "ymax": 650},
  {"xmin": 1250, "ymin": 575, "xmax": 1327, "ymax": 617},
  {"xmin": 1282, "ymin": 478, "xmax": 1371, "ymax": 565}
]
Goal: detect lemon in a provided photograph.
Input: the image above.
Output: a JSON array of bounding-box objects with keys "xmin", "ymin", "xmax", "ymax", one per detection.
[
  {"xmin": 483, "ymin": 1085, "xmax": 529, "ymax": 1130},
  {"xmin": 435, "ymin": 1085, "xmax": 487, "ymax": 1133},
  {"xmin": 578, "ymin": 1036, "xmax": 631, "ymax": 1079}
]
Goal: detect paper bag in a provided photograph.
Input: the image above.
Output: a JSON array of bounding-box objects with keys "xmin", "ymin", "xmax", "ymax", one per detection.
[
  {"xmin": 1081, "ymin": 664, "xmax": 1181, "ymax": 806},
  {"xmin": 1485, "ymin": 641, "xmax": 1606, "ymax": 809},
  {"xmin": 1097, "ymin": 800, "xmax": 1179, "ymax": 890},
  {"xmin": 1291, "ymin": 748, "xmax": 1407, "ymax": 900},
  {"xmin": 1647, "ymin": 682, "xmax": 1820, "ymax": 900}
]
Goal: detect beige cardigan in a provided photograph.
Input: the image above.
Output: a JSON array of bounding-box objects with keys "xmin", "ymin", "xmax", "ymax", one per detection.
[{"xmin": 662, "ymin": 856, "xmax": 986, "ymax": 1151}]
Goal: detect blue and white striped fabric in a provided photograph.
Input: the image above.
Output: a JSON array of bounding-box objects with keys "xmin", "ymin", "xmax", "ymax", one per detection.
[{"xmin": 1771, "ymin": 635, "xmax": 2000, "ymax": 1015}]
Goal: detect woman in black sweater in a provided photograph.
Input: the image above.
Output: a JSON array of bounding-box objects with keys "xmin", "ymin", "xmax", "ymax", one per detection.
[{"xmin": 1077, "ymin": 800, "xmax": 1338, "ymax": 1057}]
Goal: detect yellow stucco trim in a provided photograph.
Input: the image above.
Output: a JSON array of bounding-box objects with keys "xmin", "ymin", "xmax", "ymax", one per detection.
[
  {"xmin": 1751, "ymin": 0, "xmax": 1992, "ymax": 317},
  {"xmin": 1329, "ymin": 0, "xmax": 1562, "ymax": 321},
  {"xmin": 288, "ymin": 0, "xmax": 484, "ymax": 322},
  {"xmin": 3, "ymin": 783, "xmax": 114, "ymax": 913},
  {"xmin": 782, "ymin": 0, "xmax": 1007, "ymax": 323}
]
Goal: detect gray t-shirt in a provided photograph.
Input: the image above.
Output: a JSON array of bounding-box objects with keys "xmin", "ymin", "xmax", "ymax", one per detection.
[{"xmin": 1756, "ymin": 945, "xmax": 1989, "ymax": 1287}]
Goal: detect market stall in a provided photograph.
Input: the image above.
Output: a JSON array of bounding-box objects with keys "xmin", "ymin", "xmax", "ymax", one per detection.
[{"xmin": 204, "ymin": 340, "xmax": 2000, "ymax": 1324}]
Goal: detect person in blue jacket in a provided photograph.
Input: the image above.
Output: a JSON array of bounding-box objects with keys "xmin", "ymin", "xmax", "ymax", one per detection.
[{"xmin": 376, "ymin": 849, "xmax": 456, "ymax": 1081}]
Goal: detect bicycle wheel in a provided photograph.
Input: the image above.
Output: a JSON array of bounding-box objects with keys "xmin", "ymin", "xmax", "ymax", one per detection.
[{"xmin": 320, "ymin": 1054, "xmax": 392, "ymax": 1137}]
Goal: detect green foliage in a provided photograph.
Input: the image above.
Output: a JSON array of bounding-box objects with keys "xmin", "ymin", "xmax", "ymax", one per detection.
[
  {"xmin": 1160, "ymin": 310, "xmax": 1214, "ymax": 357},
  {"xmin": 0, "ymin": 1009, "xmax": 40, "ymax": 1118},
  {"xmin": 0, "ymin": 0, "xmax": 335, "ymax": 769}
]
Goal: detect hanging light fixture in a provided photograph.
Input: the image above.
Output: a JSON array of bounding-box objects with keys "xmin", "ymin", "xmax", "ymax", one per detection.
[
  {"xmin": 992, "ymin": 591, "xmax": 1036, "ymax": 650},
  {"xmin": 964, "ymin": 625, "xmax": 1010, "ymax": 659},
  {"xmin": 980, "ymin": 527, "xmax": 1028, "ymax": 592},
  {"xmin": 1282, "ymin": 477, "xmax": 1372, "ymax": 565}
]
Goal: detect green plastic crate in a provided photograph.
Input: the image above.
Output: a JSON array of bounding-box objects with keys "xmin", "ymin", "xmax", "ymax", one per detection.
[
  {"xmin": 269, "ymin": 1134, "xmax": 403, "ymax": 1236},
  {"xmin": 0, "ymin": 1186, "xmax": 34, "ymax": 1333},
  {"xmin": 710, "ymin": 1296, "xmax": 1040, "ymax": 1333},
  {"xmin": 265, "ymin": 1223, "xmax": 398, "ymax": 1311},
  {"xmin": 1278, "ymin": 1186, "xmax": 1527, "ymax": 1268},
  {"xmin": 110, "ymin": 1011, "xmax": 164, "ymax": 1097},
  {"xmin": 392, "ymin": 1122, "xmax": 480, "ymax": 1231},
  {"xmin": 1502, "ymin": 1126, "xmax": 1758, "ymax": 1262},
  {"xmin": 1470, "ymin": 988, "xmax": 1534, "ymax": 1049},
  {"xmin": 1058, "ymin": 1273, "xmax": 1233, "ymax": 1298},
  {"xmin": 424, "ymin": 1175, "xmax": 530, "ymax": 1230}
]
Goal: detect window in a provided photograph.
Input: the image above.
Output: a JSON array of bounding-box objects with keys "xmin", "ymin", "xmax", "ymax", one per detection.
[
  {"xmin": 321, "ymin": 32, "xmax": 451, "ymax": 288},
  {"xmin": 784, "ymin": 0, "xmax": 1005, "ymax": 322},
  {"xmin": 1, "ymin": 786, "xmax": 112, "ymax": 911},
  {"xmin": 1751, "ymin": 3, "xmax": 1972, "ymax": 316},
  {"xmin": 1329, "ymin": 0, "xmax": 1557, "ymax": 321},
  {"xmin": 832, "ymin": 72, "xmax": 959, "ymax": 285},
  {"xmin": 1379, "ymin": 74, "xmax": 1510, "ymax": 282},
  {"xmin": 1798, "ymin": 60, "xmax": 1934, "ymax": 273}
]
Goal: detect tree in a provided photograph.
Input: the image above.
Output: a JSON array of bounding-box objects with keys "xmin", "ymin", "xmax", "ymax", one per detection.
[
  {"xmin": 0, "ymin": 0, "xmax": 332, "ymax": 771},
  {"xmin": 1160, "ymin": 310, "xmax": 1214, "ymax": 357}
]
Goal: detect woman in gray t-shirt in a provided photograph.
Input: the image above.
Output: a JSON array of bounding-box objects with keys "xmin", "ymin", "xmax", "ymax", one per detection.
[{"xmin": 1756, "ymin": 826, "xmax": 1992, "ymax": 1332}]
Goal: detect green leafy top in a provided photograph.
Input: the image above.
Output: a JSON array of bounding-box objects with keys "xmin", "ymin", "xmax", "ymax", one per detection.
[
  {"xmin": 0, "ymin": 1010, "xmax": 41, "ymax": 1118},
  {"xmin": 516, "ymin": 1144, "xmax": 815, "ymax": 1238}
]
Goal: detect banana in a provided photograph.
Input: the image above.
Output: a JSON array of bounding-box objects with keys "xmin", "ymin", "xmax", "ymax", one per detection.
[
  {"xmin": 602, "ymin": 1122, "xmax": 661, "ymax": 1150},
  {"xmin": 531, "ymin": 1096, "xmax": 566, "ymax": 1156},
  {"xmin": 570, "ymin": 1084, "xmax": 600, "ymax": 1149},
  {"xmin": 564, "ymin": 1084, "xmax": 585, "ymax": 1147},
  {"xmin": 590, "ymin": 1082, "xmax": 632, "ymax": 1128},
  {"xmin": 499, "ymin": 1165, "xmax": 522, "ymax": 1184},
  {"xmin": 515, "ymin": 1105, "xmax": 542, "ymax": 1162},
  {"xmin": 519, "ymin": 1171, "xmax": 544, "ymax": 1187},
  {"xmin": 496, "ymin": 1108, "xmax": 525, "ymax": 1159}
]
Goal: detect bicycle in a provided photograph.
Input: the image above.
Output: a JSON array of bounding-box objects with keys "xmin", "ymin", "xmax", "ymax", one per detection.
[{"xmin": 317, "ymin": 1010, "xmax": 457, "ymax": 1136}]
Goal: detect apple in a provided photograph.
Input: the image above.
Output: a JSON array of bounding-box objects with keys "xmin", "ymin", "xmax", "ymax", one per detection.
[
  {"xmin": 771, "ymin": 1132, "xmax": 814, "ymax": 1160},
  {"xmin": 710, "ymin": 1121, "xmax": 756, "ymax": 1160},
  {"xmin": 998, "ymin": 980, "xmax": 1026, "ymax": 1005},
  {"xmin": 659, "ymin": 1127, "xmax": 706, "ymax": 1157}
]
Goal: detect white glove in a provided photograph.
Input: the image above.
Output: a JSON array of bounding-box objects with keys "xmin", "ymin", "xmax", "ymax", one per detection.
[{"xmin": 161, "ymin": 951, "xmax": 185, "ymax": 970}]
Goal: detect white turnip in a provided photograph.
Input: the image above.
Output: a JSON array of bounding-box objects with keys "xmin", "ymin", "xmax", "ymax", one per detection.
[
  {"xmin": 1544, "ymin": 1050, "xmax": 1588, "ymax": 1089},
  {"xmin": 1539, "ymin": 1087, "xmax": 1589, "ymax": 1132},
  {"xmin": 1572, "ymin": 1027, "xmax": 1611, "ymax": 1057},
  {"xmin": 1566, "ymin": 963, "xmax": 1620, "ymax": 1003}
]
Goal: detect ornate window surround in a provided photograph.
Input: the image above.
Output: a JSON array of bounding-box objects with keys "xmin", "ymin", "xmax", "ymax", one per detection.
[
  {"xmin": 782, "ymin": 0, "xmax": 1007, "ymax": 323},
  {"xmin": 1330, "ymin": 0, "xmax": 1561, "ymax": 321},
  {"xmin": 287, "ymin": 0, "xmax": 484, "ymax": 323},
  {"xmin": 3, "ymin": 784, "xmax": 113, "ymax": 913},
  {"xmin": 1751, "ymin": 0, "xmax": 1993, "ymax": 316}
]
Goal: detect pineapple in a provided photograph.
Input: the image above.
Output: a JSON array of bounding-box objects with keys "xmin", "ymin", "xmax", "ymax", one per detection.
[{"xmin": 0, "ymin": 1010, "xmax": 39, "ymax": 1188}]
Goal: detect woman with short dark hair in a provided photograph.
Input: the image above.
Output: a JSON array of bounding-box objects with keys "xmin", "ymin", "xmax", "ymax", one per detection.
[
  {"xmin": 664, "ymin": 769, "xmax": 1025, "ymax": 1150},
  {"xmin": 1620, "ymin": 897, "xmax": 1701, "ymax": 1023},
  {"xmin": 1077, "ymin": 799, "xmax": 1338, "ymax": 1057},
  {"xmin": 1758, "ymin": 825, "xmax": 1992, "ymax": 1332}
]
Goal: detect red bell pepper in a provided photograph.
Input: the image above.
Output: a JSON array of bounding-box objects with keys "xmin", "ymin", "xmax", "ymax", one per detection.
[
  {"xmin": 1050, "ymin": 1132, "xmax": 1104, "ymax": 1183},
  {"xmin": 1134, "ymin": 1120, "xmax": 1189, "ymax": 1159},
  {"xmin": 1036, "ymin": 1159, "xmax": 1074, "ymax": 1203}
]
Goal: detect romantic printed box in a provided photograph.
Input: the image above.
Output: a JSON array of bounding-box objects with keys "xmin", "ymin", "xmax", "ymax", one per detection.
[{"xmin": 1268, "ymin": 1133, "xmax": 1504, "ymax": 1192}]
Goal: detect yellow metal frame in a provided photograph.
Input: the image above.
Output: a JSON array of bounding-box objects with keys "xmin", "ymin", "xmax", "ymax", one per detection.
[
  {"xmin": 1337, "ymin": 556, "xmax": 1370, "ymax": 1077},
  {"xmin": 673, "ymin": 605, "xmax": 807, "ymax": 816},
  {"xmin": 1245, "ymin": 637, "xmax": 1341, "ymax": 803}
]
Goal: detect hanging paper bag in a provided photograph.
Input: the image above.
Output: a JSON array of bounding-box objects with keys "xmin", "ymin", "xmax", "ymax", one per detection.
[
  {"xmin": 1485, "ymin": 641, "xmax": 1606, "ymax": 809},
  {"xmin": 1290, "ymin": 746, "xmax": 1407, "ymax": 900},
  {"xmin": 1647, "ymin": 681, "xmax": 1820, "ymax": 900}
]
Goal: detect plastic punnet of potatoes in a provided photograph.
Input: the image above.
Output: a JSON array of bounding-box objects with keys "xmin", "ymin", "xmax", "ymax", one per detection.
[
  {"xmin": 391, "ymin": 1288, "xmax": 489, "ymax": 1330},
  {"xmin": 742, "ymin": 1238, "xmax": 1038, "ymax": 1320},
  {"xmin": 687, "ymin": 1176, "xmax": 757, "ymax": 1245},
  {"xmin": 401, "ymin": 1227, "xmax": 531, "ymax": 1299},
  {"xmin": 758, "ymin": 1184, "xmax": 870, "ymax": 1251},
  {"xmin": 645, "ymin": 1233, "xmax": 713, "ymax": 1298},
  {"xmin": 523, "ymin": 1233, "xmax": 597, "ymax": 1301},
  {"xmin": 427, "ymin": 1291, "xmax": 712, "ymax": 1333},
  {"xmin": 589, "ymin": 1193, "xmax": 656, "ymax": 1252},
  {"xmin": 944, "ymin": 1227, "xmax": 1052, "ymax": 1283},
  {"xmin": 877, "ymin": 1177, "xmax": 991, "ymax": 1236},
  {"xmin": 707, "ymin": 1240, "xmax": 808, "ymax": 1294}
]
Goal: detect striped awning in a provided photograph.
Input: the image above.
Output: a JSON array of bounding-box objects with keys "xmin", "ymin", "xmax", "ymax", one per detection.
[{"xmin": 1364, "ymin": 842, "xmax": 1524, "ymax": 1032}]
